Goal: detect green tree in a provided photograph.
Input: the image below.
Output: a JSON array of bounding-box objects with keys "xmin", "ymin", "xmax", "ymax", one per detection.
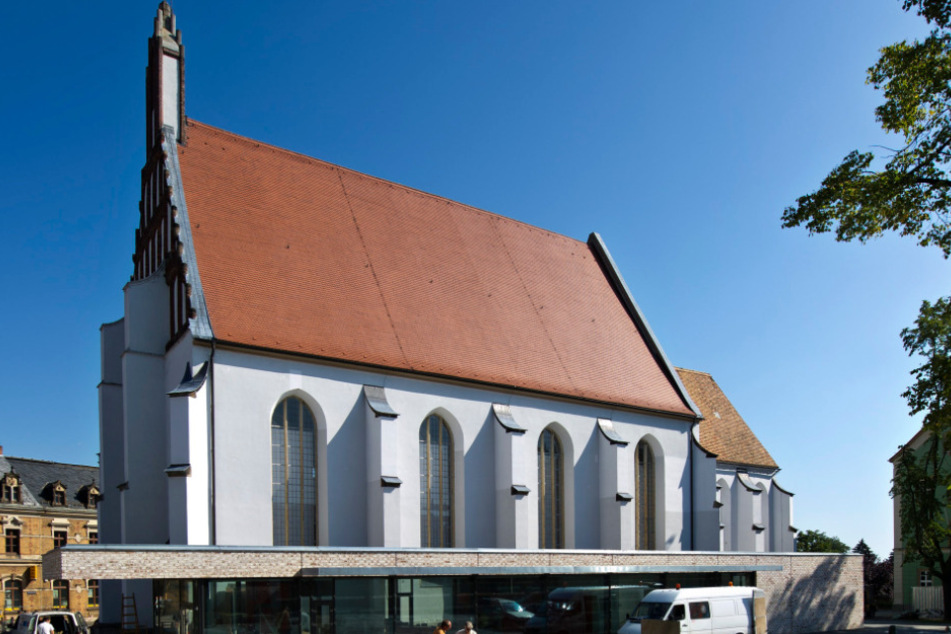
[
  {"xmin": 853, "ymin": 540, "xmax": 894, "ymax": 616},
  {"xmin": 893, "ymin": 298, "xmax": 951, "ymax": 617},
  {"xmin": 783, "ymin": 0, "xmax": 951, "ymax": 617},
  {"xmin": 891, "ymin": 434, "xmax": 951, "ymax": 615},
  {"xmin": 796, "ymin": 529, "xmax": 850, "ymax": 553}
]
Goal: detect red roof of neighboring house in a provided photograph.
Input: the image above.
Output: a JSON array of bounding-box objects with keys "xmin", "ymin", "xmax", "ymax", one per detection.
[
  {"xmin": 676, "ymin": 368, "xmax": 778, "ymax": 469},
  {"xmin": 177, "ymin": 120, "xmax": 695, "ymax": 416}
]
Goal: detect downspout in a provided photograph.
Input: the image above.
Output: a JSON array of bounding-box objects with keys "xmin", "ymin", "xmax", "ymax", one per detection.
[
  {"xmin": 208, "ymin": 339, "xmax": 217, "ymax": 544},
  {"xmin": 689, "ymin": 421, "xmax": 695, "ymax": 551}
]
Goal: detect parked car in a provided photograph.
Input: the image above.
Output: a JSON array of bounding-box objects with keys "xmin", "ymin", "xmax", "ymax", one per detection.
[
  {"xmin": 10, "ymin": 612, "xmax": 89, "ymax": 634},
  {"xmin": 478, "ymin": 598, "xmax": 533, "ymax": 633}
]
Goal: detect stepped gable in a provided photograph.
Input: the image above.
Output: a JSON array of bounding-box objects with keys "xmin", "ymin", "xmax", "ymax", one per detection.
[
  {"xmin": 177, "ymin": 120, "xmax": 695, "ymax": 416},
  {"xmin": 676, "ymin": 367, "xmax": 778, "ymax": 468}
]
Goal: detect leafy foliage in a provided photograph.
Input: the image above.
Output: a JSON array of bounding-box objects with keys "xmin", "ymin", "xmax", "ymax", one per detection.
[
  {"xmin": 891, "ymin": 437, "xmax": 951, "ymax": 587},
  {"xmin": 796, "ymin": 529, "xmax": 850, "ymax": 553},
  {"xmin": 782, "ymin": 3, "xmax": 951, "ymax": 256},
  {"xmin": 901, "ymin": 297, "xmax": 951, "ymax": 431},
  {"xmin": 853, "ymin": 541, "xmax": 894, "ymax": 614},
  {"xmin": 892, "ymin": 297, "xmax": 951, "ymax": 616},
  {"xmin": 903, "ymin": 0, "xmax": 951, "ymax": 28}
]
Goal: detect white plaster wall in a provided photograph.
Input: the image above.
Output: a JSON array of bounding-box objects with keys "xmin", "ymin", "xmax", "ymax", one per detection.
[
  {"xmin": 205, "ymin": 347, "xmax": 695, "ymax": 550},
  {"xmin": 162, "ymin": 55, "xmax": 180, "ymax": 137},
  {"xmin": 769, "ymin": 485, "xmax": 795, "ymax": 552},
  {"xmin": 98, "ymin": 319, "xmax": 125, "ymax": 625},
  {"xmin": 121, "ymin": 273, "xmax": 171, "ymax": 545},
  {"xmin": 690, "ymin": 433, "xmax": 719, "ymax": 551},
  {"xmin": 717, "ymin": 476, "xmax": 732, "ymax": 551},
  {"xmin": 99, "ymin": 319, "xmax": 125, "ymax": 545},
  {"xmin": 164, "ymin": 335, "xmax": 212, "ymax": 546},
  {"xmin": 716, "ymin": 466, "xmax": 789, "ymax": 553}
]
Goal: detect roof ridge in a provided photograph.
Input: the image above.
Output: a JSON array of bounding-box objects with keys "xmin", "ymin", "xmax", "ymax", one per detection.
[
  {"xmin": 184, "ymin": 119, "xmax": 588, "ymax": 248},
  {"xmin": 6, "ymin": 456, "xmax": 97, "ymax": 469},
  {"xmin": 675, "ymin": 367, "xmax": 712, "ymax": 377}
]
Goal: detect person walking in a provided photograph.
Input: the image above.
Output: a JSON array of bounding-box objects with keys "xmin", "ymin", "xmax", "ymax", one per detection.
[
  {"xmin": 455, "ymin": 621, "xmax": 477, "ymax": 634},
  {"xmin": 433, "ymin": 620, "xmax": 452, "ymax": 634}
]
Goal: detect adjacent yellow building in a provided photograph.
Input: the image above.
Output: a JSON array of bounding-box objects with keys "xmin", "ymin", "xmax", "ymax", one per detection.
[{"xmin": 0, "ymin": 447, "xmax": 99, "ymax": 625}]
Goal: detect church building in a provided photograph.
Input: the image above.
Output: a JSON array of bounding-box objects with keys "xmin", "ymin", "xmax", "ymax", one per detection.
[{"xmin": 43, "ymin": 5, "xmax": 861, "ymax": 634}]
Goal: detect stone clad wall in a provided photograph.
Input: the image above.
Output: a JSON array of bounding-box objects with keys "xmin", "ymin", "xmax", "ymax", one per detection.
[
  {"xmin": 46, "ymin": 548, "xmax": 864, "ymax": 633},
  {"xmin": 758, "ymin": 554, "xmax": 864, "ymax": 634}
]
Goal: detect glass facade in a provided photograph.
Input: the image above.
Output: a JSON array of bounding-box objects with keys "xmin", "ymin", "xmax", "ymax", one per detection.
[{"xmin": 155, "ymin": 571, "xmax": 751, "ymax": 634}]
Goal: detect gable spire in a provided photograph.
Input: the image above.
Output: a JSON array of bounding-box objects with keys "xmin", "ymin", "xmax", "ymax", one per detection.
[{"xmin": 146, "ymin": 2, "xmax": 185, "ymax": 150}]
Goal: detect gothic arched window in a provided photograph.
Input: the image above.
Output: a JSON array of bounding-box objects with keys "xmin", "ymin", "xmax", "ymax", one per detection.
[
  {"xmin": 271, "ymin": 396, "xmax": 317, "ymax": 546},
  {"xmin": 419, "ymin": 415, "xmax": 453, "ymax": 547},
  {"xmin": 538, "ymin": 427, "xmax": 564, "ymax": 549},
  {"xmin": 635, "ymin": 440, "xmax": 656, "ymax": 550}
]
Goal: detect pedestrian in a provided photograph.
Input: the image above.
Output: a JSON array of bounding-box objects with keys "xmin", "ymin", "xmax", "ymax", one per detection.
[
  {"xmin": 433, "ymin": 620, "xmax": 452, "ymax": 634},
  {"xmin": 454, "ymin": 621, "xmax": 476, "ymax": 634},
  {"xmin": 38, "ymin": 617, "xmax": 54, "ymax": 634}
]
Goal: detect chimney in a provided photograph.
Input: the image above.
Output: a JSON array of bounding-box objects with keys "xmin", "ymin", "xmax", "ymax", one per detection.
[{"xmin": 146, "ymin": 2, "xmax": 186, "ymax": 151}]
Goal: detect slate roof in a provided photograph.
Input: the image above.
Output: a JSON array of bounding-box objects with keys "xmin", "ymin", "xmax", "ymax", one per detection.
[
  {"xmin": 675, "ymin": 368, "xmax": 778, "ymax": 469},
  {"xmin": 175, "ymin": 120, "xmax": 697, "ymax": 416},
  {"xmin": 0, "ymin": 455, "xmax": 98, "ymax": 511}
]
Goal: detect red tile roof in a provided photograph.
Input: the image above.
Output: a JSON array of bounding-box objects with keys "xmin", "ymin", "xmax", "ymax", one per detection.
[
  {"xmin": 675, "ymin": 368, "xmax": 778, "ymax": 469},
  {"xmin": 177, "ymin": 121, "xmax": 695, "ymax": 416}
]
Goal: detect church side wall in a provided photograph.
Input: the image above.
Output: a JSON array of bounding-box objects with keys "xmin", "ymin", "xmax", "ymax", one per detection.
[{"xmin": 207, "ymin": 347, "xmax": 695, "ymax": 550}]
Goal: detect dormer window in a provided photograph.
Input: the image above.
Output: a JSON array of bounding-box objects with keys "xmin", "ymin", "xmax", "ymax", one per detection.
[
  {"xmin": 45, "ymin": 481, "xmax": 67, "ymax": 507},
  {"xmin": 80, "ymin": 484, "xmax": 101, "ymax": 509},
  {"xmin": 1, "ymin": 474, "xmax": 21, "ymax": 504}
]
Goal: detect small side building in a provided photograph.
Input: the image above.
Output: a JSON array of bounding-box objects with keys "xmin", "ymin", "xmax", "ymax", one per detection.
[
  {"xmin": 0, "ymin": 447, "xmax": 100, "ymax": 625},
  {"xmin": 676, "ymin": 369, "xmax": 796, "ymax": 553}
]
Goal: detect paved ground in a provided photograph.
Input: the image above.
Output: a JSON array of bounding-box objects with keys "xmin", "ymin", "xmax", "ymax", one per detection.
[{"xmin": 829, "ymin": 619, "xmax": 951, "ymax": 634}]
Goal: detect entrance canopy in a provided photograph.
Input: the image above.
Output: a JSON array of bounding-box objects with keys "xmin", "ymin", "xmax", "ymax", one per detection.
[{"xmin": 43, "ymin": 545, "xmax": 782, "ymax": 580}]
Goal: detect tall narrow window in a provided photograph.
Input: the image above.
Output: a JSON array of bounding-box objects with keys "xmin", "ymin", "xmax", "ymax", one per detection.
[
  {"xmin": 538, "ymin": 427, "xmax": 564, "ymax": 549},
  {"xmin": 419, "ymin": 415, "xmax": 453, "ymax": 547},
  {"xmin": 271, "ymin": 397, "xmax": 317, "ymax": 546},
  {"xmin": 4, "ymin": 579, "xmax": 22, "ymax": 612},
  {"xmin": 635, "ymin": 440, "xmax": 656, "ymax": 550},
  {"xmin": 52, "ymin": 580, "xmax": 69, "ymax": 609},
  {"xmin": 4, "ymin": 529, "xmax": 19, "ymax": 555}
]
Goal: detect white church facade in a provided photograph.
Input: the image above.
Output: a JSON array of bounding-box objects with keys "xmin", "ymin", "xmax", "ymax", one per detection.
[{"xmin": 42, "ymin": 6, "xmax": 864, "ymax": 634}]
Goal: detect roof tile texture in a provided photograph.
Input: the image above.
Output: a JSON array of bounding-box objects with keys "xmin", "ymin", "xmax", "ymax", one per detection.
[
  {"xmin": 178, "ymin": 121, "xmax": 693, "ymax": 415},
  {"xmin": 676, "ymin": 368, "xmax": 778, "ymax": 469}
]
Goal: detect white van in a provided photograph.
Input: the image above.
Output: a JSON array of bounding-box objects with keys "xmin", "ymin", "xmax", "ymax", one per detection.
[{"xmin": 617, "ymin": 587, "xmax": 766, "ymax": 634}]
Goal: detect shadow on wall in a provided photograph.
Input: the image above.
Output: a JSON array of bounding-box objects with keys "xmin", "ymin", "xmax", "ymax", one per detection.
[{"xmin": 768, "ymin": 555, "xmax": 861, "ymax": 634}]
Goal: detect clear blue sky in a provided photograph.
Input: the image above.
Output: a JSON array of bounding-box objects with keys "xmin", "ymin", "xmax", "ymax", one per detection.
[{"xmin": 0, "ymin": 1, "xmax": 944, "ymax": 558}]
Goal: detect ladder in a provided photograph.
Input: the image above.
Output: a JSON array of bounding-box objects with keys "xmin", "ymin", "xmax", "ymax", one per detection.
[{"xmin": 121, "ymin": 594, "xmax": 140, "ymax": 634}]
